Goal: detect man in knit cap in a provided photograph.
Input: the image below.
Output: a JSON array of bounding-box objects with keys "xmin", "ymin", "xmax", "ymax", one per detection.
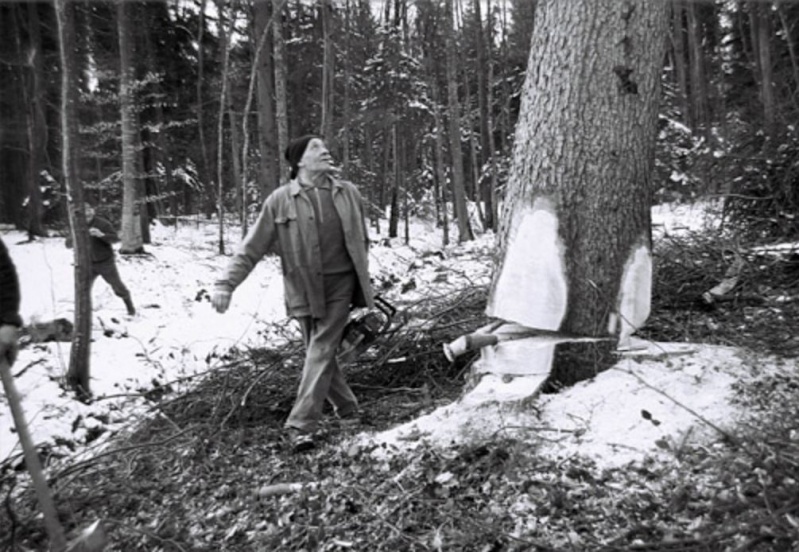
[{"xmin": 212, "ymin": 135, "xmax": 374, "ymax": 452}]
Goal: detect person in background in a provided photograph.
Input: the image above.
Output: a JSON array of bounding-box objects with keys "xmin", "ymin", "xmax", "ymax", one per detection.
[
  {"xmin": 0, "ymin": 237, "xmax": 22, "ymax": 366},
  {"xmin": 66, "ymin": 205, "xmax": 136, "ymax": 316},
  {"xmin": 212, "ymin": 135, "xmax": 374, "ymax": 452}
]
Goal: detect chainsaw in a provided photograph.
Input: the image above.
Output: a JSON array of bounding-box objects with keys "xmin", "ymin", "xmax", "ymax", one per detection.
[{"xmin": 336, "ymin": 295, "xmax": 397, "ymax": 365}]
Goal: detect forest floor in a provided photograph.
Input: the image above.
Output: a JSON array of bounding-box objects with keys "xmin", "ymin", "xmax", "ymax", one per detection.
[{"xmin": 2, "ymin": 204, "xmax": 799, "ymax": 551}]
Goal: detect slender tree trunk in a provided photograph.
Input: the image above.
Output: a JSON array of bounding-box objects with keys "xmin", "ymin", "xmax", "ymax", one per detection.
[
  {"xmin": 473, "ymin": 0, "xmax": 490, "ymax": 161},
  {"xmin": 321, "ymin": 0, "xmax": 335, "ymax": 142},
  {"xmin": 342, "ymin": 0, "xmax": 352, "ymax": 173},
  {"xmin": 24, "ymin": 3, "xmax": 47, "ymax": 238},
  {"xmin": 217, "ymin": 1, "xmax": 234, "ymax": 254},
  {"xmin": 57, "ymin": 0, "xmax": 93, "ymax": 403},
  {"xmin": 485, "ymin": 0, "xmax": 499, "ymax": 231},
  {"xmin": 445, "ymin": 0, "xmax": 473, "ymax": 243},
  {"xmin": 472, "ymin": 0, "xmax": 494, "ymax": 229},
  {"xmin": 254, "ymin": 0, "xmax": 278, "ymax": 197},
  {"xmin": 118, "ymin": 0, "xmax": 144, "ymax": 253},
  {"xmin": 671, "ymin": 2, "xmax": 690, "ymax": 125},
  {"xmin": 777, "ymin": 3, "xmax": 799, "ymax": 105},
  {"xmin": 273, "ymin": 0, "xmax": 289, "ymax": 182},
  {"xmin": 685, "ymin": 0, "xmax": 708, "ymax": 133},
  {"xmin": 365, "ymin": 124, "xmax": 379, "ymax": 233},
  {"xmin": 388, "ymin": 123, "xmax": 399, "ymax": 238},
  {"xmin": 432, "ymin": 99, "xmax": 450, "ymax": 246},
  {"xmin": 196, "ymin": 0, "xmax": 211, "ymax": 214},
  {"xmin": 229, "ymin": 107, "xmax": 243, "ymax": 227},
  {"xmin": 751, "ymin": 2, "xmax": 776, "ymax": 140},
  {"xmin": 136, "ymin": 125, "xmax": 151, "ymax": 244},
  {"xmin": 488, "ymin": 0, "xmax": 668, "ymax": 388}
]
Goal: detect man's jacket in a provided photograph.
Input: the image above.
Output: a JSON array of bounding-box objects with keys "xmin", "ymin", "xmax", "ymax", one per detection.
[
  {"xmin": 218, "ymin": 177, "xmax": 375, "ymax": 319},
  {"xmin": 65, "ymin": 216, "xmax": 119, "ymax": 263},
  {"xmin": 0, "ymin": 237, "xmax": 22, "ymax": 327}
]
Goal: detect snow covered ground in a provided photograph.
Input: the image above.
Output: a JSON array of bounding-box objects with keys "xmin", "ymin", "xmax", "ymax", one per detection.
[{"xmin": 1, "ymin": 200, "xmax": 793, "ymax": 471}]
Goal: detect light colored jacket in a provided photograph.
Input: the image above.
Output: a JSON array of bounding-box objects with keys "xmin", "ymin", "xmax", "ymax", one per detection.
[{"xmin": 217, "ymin": 177, "xmax": 374, "ymax": 319}]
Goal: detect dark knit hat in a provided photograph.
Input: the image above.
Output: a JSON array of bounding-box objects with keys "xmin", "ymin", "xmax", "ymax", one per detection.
[{"xmin": 285, "ymin": 135, "xmax": 320, "ymax": 179}]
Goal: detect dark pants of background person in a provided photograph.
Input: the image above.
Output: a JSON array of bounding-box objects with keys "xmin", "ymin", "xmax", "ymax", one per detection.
[
  {"xmin": 92, "ymin": 257, "xmax": 132, "ymax": 305},
  {"xmin": 286, "ymin": 272, "xmax": 359, "ymax": 432}
]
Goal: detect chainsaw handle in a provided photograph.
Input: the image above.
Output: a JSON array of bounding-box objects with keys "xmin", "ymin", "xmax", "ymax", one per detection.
[{"xmin": 374, "ymin": 295, "xmax": 396, "ymax": 317}]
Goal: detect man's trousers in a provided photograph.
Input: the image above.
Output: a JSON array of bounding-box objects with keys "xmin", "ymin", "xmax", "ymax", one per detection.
[{"xmin": 285, "ymin": 271, "xmax": 358, "ymax": 431}]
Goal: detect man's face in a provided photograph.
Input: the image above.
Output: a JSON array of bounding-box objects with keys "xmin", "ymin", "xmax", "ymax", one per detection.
[
  {"xmin": 298, "ymin": 138, "xmax": 333, "ymax": 174},
  {"xmin": 84, "ymin": 206, "xmax": 95, "ymax": 221}
]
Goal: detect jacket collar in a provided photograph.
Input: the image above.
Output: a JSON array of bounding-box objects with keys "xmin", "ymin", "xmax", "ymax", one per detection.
[{"xmin": 288, "ymin": 174, "xmax": 342, "ymax": 196}]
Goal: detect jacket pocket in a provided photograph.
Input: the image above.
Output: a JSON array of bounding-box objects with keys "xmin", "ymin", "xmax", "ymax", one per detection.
[{"xmin": 274, "ymin": 213, "xmax": 302, "ymax": 274}]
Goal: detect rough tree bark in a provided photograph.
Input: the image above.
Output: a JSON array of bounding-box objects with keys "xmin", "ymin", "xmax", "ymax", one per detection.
[{"xmin": 487, "ymin": 0, "xmax": 668, "ymax": 389}]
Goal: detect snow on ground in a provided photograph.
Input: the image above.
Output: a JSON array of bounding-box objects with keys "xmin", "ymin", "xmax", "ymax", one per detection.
[
  {"xmin": 1, "ymin": 200, "xmax": 793, "ymax": 471},
  {"xmin": 357, "ymin": 341, "xmax": 781, "ymax": 469},
  {"xmin": 1, "ymin": 220, "xmax": 287, "ymax": 462}
]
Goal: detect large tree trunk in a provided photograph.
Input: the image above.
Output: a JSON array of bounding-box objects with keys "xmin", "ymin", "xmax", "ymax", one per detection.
[
  {"xmin": 56, "ymin": 0, "xmax": 93, "ymax": 400},
  {"xmin": 487, "ymin": 0, "xmax": 668, "ymax": 389},
  {"xmin": 254, "ymin": 0, "xmax": 278, "ymax": 197},
  {"xmin": 444, "ymin": 0, "xmax": 473, "ymax": 243},
  {"xmin": 118, "ymin": 0, "xmax": 144, "ymax": 253}
]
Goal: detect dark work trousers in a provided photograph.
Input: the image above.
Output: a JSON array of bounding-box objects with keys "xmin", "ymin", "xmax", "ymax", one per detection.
[
  {"xmin": 92, "ymin": 257, "xmax": 131, "ymax": 301},
  {"xmin": 286, "ymin": 271, "xmax": 358, "ymax": 432}
]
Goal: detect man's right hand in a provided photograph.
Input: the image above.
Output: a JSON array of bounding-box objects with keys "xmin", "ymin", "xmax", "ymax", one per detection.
[
  {"xmin": 212, "ymin": 290, "xmax": 232, "ymax": 313},
  {"xmin": 0, "ymin": 324, "xmax": 19, "ymax": 365}
]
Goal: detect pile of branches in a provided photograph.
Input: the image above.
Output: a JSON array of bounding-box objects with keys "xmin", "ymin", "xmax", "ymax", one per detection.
[
  {"xmin": 642, "ymin": 230, "xmax": 799, "ymax": 355},
  {"xmin": 0, "ymin": 286, "xmax": 491, "ymax": 550}
]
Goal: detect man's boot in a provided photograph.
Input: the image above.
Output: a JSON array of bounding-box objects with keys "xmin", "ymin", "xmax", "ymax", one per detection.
[{"xmin": 124, "ymin": 297, "xmax": 136, "ymax": 316}]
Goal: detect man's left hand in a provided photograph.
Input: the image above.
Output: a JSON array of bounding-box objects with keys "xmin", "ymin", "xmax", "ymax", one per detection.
[
  {"xmin": 0, "ymin": 324, "xmax": 19, "ymax": 365},
  {"xmin": 89, "ymin": 228, "xmax": 104, "ymax": 238}
]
